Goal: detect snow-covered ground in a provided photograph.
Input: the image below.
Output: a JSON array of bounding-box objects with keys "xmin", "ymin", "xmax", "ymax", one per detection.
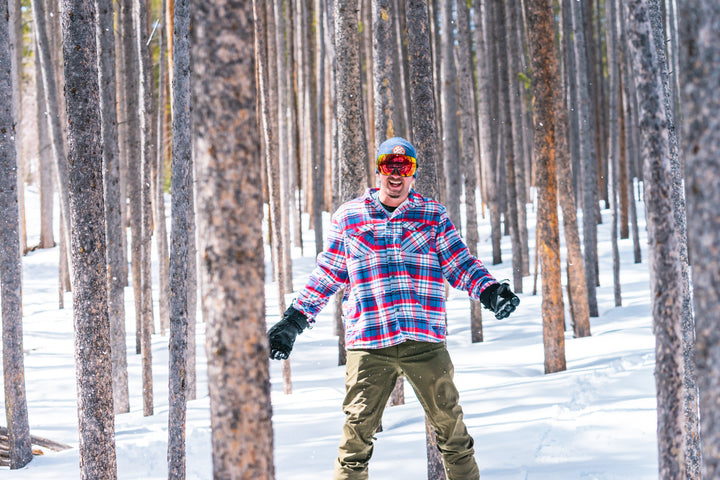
[{"xmin": 2, "ymin": 186, "xmax": 659, "ymax": 479}]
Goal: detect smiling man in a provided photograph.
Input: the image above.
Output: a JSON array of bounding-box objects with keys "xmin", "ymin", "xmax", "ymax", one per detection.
[{"xmin": 267, "ymin": 137, "xmax": 520, "ymax": 480}]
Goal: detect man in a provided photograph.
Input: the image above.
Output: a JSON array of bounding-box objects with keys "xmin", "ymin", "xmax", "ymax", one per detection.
[{"xmin": 268, "ymin": 137, "xmax": 519, "ymax": 479}]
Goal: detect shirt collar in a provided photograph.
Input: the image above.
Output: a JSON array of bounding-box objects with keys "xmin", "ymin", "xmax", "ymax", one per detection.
[{"xmin": 365, "ymin": 188, "xmax": 419, "ymax": 217}]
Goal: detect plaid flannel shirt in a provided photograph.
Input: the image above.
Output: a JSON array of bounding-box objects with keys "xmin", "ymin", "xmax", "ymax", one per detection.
[{"xmin": 293, "ymin": 188, "xmax": 498, "ymax": 350}]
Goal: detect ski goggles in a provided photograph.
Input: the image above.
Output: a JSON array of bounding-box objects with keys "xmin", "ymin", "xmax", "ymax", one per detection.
[{"xmin": 376, "ymin": 154, "xmax": 417, "ymax": 177}]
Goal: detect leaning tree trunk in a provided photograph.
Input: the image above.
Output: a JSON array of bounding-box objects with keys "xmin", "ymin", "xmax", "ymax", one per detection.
[
  {"xmin": 193, "ymin": 0, "xmax": 275, "ymax": 477},
  {"xmin": 524, "ymin": 0, "xmax": 566, "ymax": 375},
  {"xmin": 167, "ymin": 0, "xmax": 191, "ymax": 476},
  {"xmin": 678, "ymin": 1, "xmax": 720, "ymax": 477},
  {"xmin": 0, "ymin": 7, "xmax": 32, "ymax": 467},
  {"xmin": 62, "ymin": 0, "xmax": 118, "ymax": 477},
  {"xmin": 96, "ymin": 0, "xmax": 130, "ymax": 415},
  {"xmin": 623, "ymin": 2, "xmax": 685, "ymax": 478}
]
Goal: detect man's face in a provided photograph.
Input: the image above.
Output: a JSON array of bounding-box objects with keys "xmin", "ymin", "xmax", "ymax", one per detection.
[{"xmin": 377, "ymin": 171, "xmax": 414, "ymax": 207}]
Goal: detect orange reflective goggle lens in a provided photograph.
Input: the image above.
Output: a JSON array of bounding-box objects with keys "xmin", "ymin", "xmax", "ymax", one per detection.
[{"xmin": 377, "ymin": 154, "xmax": 417, "ymax": 177}]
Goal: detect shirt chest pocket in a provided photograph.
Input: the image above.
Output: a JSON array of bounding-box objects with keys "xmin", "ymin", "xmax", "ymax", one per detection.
[
  {"xmin": 401, "ymin": 221, "xmax": 434, "ymax": 255},
  {"xmin": 345, "ymin": 224, "xmax": 376, "ymax": 258}
]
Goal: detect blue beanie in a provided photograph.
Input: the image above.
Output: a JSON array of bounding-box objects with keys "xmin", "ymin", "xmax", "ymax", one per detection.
[{"xmin": 376, "ymin": 137, "xmax": 417, "ymax": 161}]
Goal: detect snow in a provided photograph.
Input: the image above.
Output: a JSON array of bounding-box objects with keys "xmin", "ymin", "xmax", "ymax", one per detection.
[{"xmin": 2, "ymin": 186, "xmax": 659, "ymax": 479}]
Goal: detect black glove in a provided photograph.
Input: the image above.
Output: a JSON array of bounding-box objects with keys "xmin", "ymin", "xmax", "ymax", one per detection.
[
  {"xmin": 268, "ymin": 306, "xmax": 309, "ymax": 360},
  {"xmin": 480, "ymin": 282, "xmax": 520, "ymax": 320}
]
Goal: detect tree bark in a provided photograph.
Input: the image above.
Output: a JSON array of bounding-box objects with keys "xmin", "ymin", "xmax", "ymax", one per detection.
[
  {"xmin": 606, "ymin": 0, "xmax": 622, "ymax": 308},
  {"xmin": 496, "ymin": 0, "xmax": 523, "ymax": 292},
  {"xmin": 678, "ymin": 1, "xmax": 720, "ymax": 477},
  {"xmin": 473, "ymin": 0, "xmax": 502, "ymax": 265},
  {"xmin": 36, "ymin": 43, "xmax": 55, "ymax": 250},
  {"xmin": 552, "ymin": 28, "xmax": 591, "ymax": 338},
  {"xmin": 372, "ymin": 0, "xmax": 394, "ymax": 145},
  {"xmin": 647, "ymin": 2, "xmax": 698, "ymax": 475},
  {"xmin": 0, "ymin": 8, "xmax": 32, "ymax": 467},
  {"xmin": 167, "ymin": 0, "xmax": 191, "ymax": 476},
  {"xmin": 569, "ymin": 0, "xmax": 599, "ymax": 316},
  {"xmin": 406, "ymin": 0, "xmax": 440, "ymax": 201},
  {"xmin": 405, "ymin": 2, "xmax": 445, "ymax": 477},
  {"xmin": 135, "ymin": 0, "xmax": 154, "ymax": 417},
  {"xmin": 455, "ymin": 0, "xmax": 483, "ymax": 343},
  {"xmin": 439, "ymin": 0, "xmax": 461, "ymax": 228},
  {"xmin": 155, "ymin": 0, "xmax": 171, "ymax": 337},
  {"xmin": 96, "ymin": 0, "xmax": 130, "ymax": 415},
  {"xmin": 193, "ymin": 0, "xmax": 275, "ymax": 477},
  {"xmin": 62, "ymin": 0, "xmax": 118, "ymax": 476},
  {"xmin": 31, "ymin": 0, "xmax": 73, "ymax": 281},
  {"xmin": 623, "ymin": 2, "xmax": 685, "ymax": 477},
  {"xmin": 524, "ymin": 0, "xmax": 566, "ymax": 375},
  {"xmin": 506, "ymin": 0, "xmax": 529, "ymax": 278}
]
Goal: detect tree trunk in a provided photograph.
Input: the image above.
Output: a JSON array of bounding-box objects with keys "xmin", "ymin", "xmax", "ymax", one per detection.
[
  {"xmin": 552, "ymin": 22, "xmax": 591, "ymax": 339},
  {"xmin": 135, "ymin": 0, "xmax": 154, "ymax": 417},
  {"xmin": 36, "ymin": 43, "xmax": 55, "ymax": 250},
  {"xmin": 334, "ymin": 0, "xmax": 368, "ymax": 197},
  {"xmin": 193, "ymin": 0, "xmax": 275, "ymax": 477},
  {"xmin": 118, "ymin": 0, "xmax": 143, "ymax": 355},
  {"xmin": 473, "ymin": 0, "xmax": 502, "ymax": 265},
  {"xmin": 0, "ymin": 8, "xmax": 32, "ymax": 467},
  {"xmin": 9, "ymin": 0, "xmax": 25, "ymax": 256},
  {"xmin": 62, "ymin": 0, "xmax": 118, "ymax": 476},
  {"xmin": 406, "ymin": 0, "xmax": 440, "ymax": 201},
  {"xmin": 569, "ymin": 0, "xmax": 599, "ymax": 316},
  {"xmin": 167, "ymin": 0, "xmax": 191, "ymax": 476},
  {"xmin": 623, "ymin": 2, "xmax": 685, "ymax": 477},
  {"xmin": 606, "ymin": 0, "xmax": 622, "ymax": 308},
  {"xmin": 678, "ymin": 1, "xmax": 720, "ymax": 477},
  {"xmin": 405, "ymin": 2, "xmax": 445, "ymax": 477},
  {"xmin": 96, "ymin": 0, "xmax": 130, "ymax": 415},
  {"xmin": 439, "ymin": 0, "xmax": 461, "ymax": 228},
  {"xmin": 31, "ymin": 0, "xmax": 73, "ymax": 281},
  {"xmin": 372, "ymin": 0, "xmax": 394, "ymax": 145},
  {"xmin": 496, "ymin": 0, "xmax": 523, "ymax": 293},
  {"xmin": 506, "ymin": 0, "xmax": 529, "ymax": 278},
  {"xmin": 257, "ymin": 0, "xmax": 292, "ymax": 395},
  {"xmin": 455, "ymin": 0, "xmax": 483, "ymax": 343},
  {"xmin": 524, "ymin": 0, "xmax": 566, "ymax": 375},
  {"xmin": 619, "ymin": 47, "xmax": 643, "ymax": 265},
  {"xmin": 647, "ymin": 1, "xmax": 698, "ymax": 475},
  {"xmin": 274, "ymin": 0, "xmax": 294, "ymax": 295},
  {"xmin": 155, "ymin": 0, "xmax": 171, "ymax": 337}
]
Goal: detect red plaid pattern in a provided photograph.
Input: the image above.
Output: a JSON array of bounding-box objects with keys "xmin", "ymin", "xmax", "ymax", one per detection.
[{"xmin": 293, "ymin": 188, "xmax": 498, "ymax": 349}]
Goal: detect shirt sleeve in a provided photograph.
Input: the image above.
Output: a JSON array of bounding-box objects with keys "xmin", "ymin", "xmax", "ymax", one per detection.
[
  {"xmin": 434, "ymin": 209, "xmax": 497, "ymax": 299},
  {"xmin": 292, "ymin": 214, "xmax": 350, "ymax": 322}
]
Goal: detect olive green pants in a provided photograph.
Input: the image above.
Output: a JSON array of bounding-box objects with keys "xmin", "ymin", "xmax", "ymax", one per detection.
[{"xmin": 333, "ymin": 340, "xmax": 479, "ymax": 480}]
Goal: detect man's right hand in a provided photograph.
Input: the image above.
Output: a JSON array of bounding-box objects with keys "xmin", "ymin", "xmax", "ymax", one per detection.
[
  {"xmin": 268, "ymin": 306, "xmax": 309, "ymax": 360},
  {"xmin": 480, "ymin": 282, "xmax": 520, "ymax": 320}
]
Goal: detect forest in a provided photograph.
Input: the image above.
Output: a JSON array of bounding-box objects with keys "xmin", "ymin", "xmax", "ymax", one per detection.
[{"xmin": 0, "ymin": 0, "xmax": 718, "ymax": 479}]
